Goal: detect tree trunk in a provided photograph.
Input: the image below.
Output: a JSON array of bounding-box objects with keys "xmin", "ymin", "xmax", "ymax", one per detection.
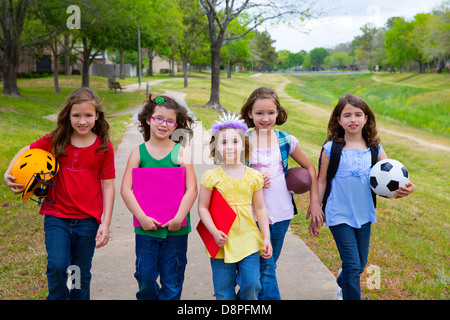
[
  {"xmin": 81, "ymin": 36, "xmax": 91, "ymax": 88},
  {"xmin": 81, "ymin": 61, "xmax": 90, "ymax": 88},
  {"xmin": 147, "ymin": 50, "xmax": 154, "ymax": 76},
  {"xmin": 53, "ymin": 52, "xmax": 61, "ymax": 93},
  {"xmin": 227, "ymin": 60, "xmax": 232, "ymax": 78},
  {"xmin": 183, "ymin": 60, "xmax": 188, "ymax": 88},
  {"xmin": 64, "ymin": 33, "xmax": 71, "ymax": 76},
  {"xmin": 205, "ymin": 46, "xmax": 225, "ymax": 112},
  {"xmin": 119, "ymin": 49, "xmax": 124, "ymax": 79},
  {"xmin": 1, "ymin": 64, "xmax": 20, "ymax": 96}
]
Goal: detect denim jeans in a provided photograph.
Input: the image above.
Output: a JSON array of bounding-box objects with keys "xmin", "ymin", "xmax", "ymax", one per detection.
[
  {"xmin": 256, "ymin": 219, "xmax": 290, "ymax": 300},
  {"xmin": 210, "ymin": 252, "xmax": 261, "ymax": 300},
  {"xmin": 134, "ymin": 234, "xmax": 188, "ymax": 300},
  {"xmin": 329, "ymin": 222, "xmax": 372, "ymax": 300},
  {"xmin": 269, "ymin": 219, "xmax": 291, "ymax": 265},
  {"xmin": 44, "ymin": 215, "xmax": 98, "ymax": 300}
]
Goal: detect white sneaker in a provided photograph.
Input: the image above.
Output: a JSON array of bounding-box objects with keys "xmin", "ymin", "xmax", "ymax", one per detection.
[{"xmin": 334, "ymin": 269, "xmax": 343, "ymax": 300}]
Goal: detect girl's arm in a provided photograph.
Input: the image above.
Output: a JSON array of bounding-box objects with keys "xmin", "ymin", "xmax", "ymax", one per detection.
[
  {"xmin": 96, "ymin": 178, "xmax": 115, "ymax": 248},
  {"xmin": 162, "ymin": 147, "xmax": 198, "ymax": 231},
  {"xmin": 378, "ymin": 148, "xmax": 415, "ymax": 198},
  {"xmin": 120, "ymin": 148, "xmax": 161, "ymax": 230},
  {"xmin": 198, "ymin": 185, "xmax": 228, "ymax": 247},
  {"xmin": 290, "ymin": 145, "xmax": 325, "ymax": 236},
  {"xmin": 252, "ymin": 188, "xmax": 273, "ymax": 259},
  {"xmin": 315, "ymin": 148, "xmax": 330, "ymax": 237},
  {"xmin": 3, "ymin": 145, "xmax": 31, "ymax": 194}
]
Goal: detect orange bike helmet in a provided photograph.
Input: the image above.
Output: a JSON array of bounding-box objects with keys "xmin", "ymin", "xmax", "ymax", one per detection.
[{"xmin": 10, "ymin": 149, "xmax": 59, "ymax": 204}]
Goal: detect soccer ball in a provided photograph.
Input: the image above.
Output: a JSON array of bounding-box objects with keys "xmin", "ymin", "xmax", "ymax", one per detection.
[{"xmin": 369, "ymin": 159, "xmax": 409, "ymax": 198}]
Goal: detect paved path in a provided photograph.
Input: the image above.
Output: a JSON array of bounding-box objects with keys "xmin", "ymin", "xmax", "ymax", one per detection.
[{"xmin": 90, "ymin": 88, "xmax": 337, "ymax": 300}]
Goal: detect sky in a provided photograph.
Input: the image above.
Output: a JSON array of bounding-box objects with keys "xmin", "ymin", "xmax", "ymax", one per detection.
[{"xmin": 266, "ymin": 0, "xmax": 445, "ymax": 52}]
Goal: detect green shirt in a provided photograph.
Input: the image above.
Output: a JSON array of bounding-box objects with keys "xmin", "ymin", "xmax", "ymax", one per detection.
[{"xmin": 134, "ymin": 142, "xmax": 191, "ymax": 238}]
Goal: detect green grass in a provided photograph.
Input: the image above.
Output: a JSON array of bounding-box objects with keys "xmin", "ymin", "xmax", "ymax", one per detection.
[{"xmin": 285, "ymin": 73, "xmax": 450, "ymax": 137}]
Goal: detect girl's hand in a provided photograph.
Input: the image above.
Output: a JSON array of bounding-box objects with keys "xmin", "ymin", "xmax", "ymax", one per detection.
[
  {"xmin": 262, "ymin": 171, "xmax": 271, "ymax": 188},
  {"xmin": 213, "ymin": 230, "xmax": 228, "ymax": 247},
  {"xmin": 395, "ymin": 181, "xmax": 415, "ymax": 198},
  {"xmin": 140, "ymin": 216, "xmax": 161, "ymax": 231},
  {"xmin": 95, "ymin": 224, "xmax": 110, "ymax": 248},
  {"xmin": 162, "ymin": 217, "xmax": 182, "ymax": 232},
  {"xmin": 309, "ymin": 220, "xmax": 320, "ymax": 237},
  {"xmin": 4, "ymin": 174, "xmax": 24, "ymax": 195},
  {"xmin": 262, "ymin": 239, "xmax": 273, "ymax": 259},
  {"xmin": 306, "ymin": 202, "xmax": 324, "ymax": 236}
]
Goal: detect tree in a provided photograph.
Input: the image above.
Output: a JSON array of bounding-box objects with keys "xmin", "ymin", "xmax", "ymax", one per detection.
[
  {"xmin": 199, "ymin": 0, "xmax": 321, "ymax": 111},
  {"xmin": 284, "ymin": 51, "xmax": 305, "ymax": 71},
  {"xmin": 0, "ymin": 0, "xmax": 57, "ymax": 96},
  {"xmin": 351, "ymin": 23, "xmax": 379, "ymax": 69},
  {"xmin": 310, "ymin": 47, "xmax": 329, "ymax": 70},
  {"xmin": 250, "ymin": 30, "xmax": 278, "ymax": 72},
  {"xmin": 425, "ymin": 4, "xmax": 450, "ymax": 73},
  {"xmin": 323, "ymin": 51, "xmax": 352, "ymax": 70},
  {"xmin": 408, "ymin": 13, "xmax": 432, "ymax": 73},
  {"xmin": 171, "ymin": 0, "xmax": 208, "ymax": 87},
  {"xmin": 385, "ymin": 17, "xmax": 412, "ymax": 71}
]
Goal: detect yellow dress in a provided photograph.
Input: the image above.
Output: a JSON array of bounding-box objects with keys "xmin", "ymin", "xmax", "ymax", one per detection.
[{"xmin": 200, "ymin": 166, "xmax": 264, "ymax": 263}]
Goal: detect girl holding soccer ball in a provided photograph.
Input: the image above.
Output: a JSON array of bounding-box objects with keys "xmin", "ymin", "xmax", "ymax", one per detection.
[{"xmin": 317, "ymin": 93, "xmax": 414, "ymax": 300}]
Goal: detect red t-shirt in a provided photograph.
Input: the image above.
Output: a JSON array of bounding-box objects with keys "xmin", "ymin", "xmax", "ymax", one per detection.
[{"xmin": 30, "ymin": 134, "xmax": 115, "ymax": 224}]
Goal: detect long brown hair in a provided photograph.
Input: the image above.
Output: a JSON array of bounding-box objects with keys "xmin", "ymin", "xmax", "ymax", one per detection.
[
  {"xmin": 137, "ymin": 94, "xmax": 194, "ymax": 145},
  {"xmin": 327, "ymin": 93, "xmax": 380, "ymax": 148},
  {"xmin": 240, "ymin": 87, "xmax": 288, "ymax": 128},
  {"xmin": 51, "ymin": 87, "xmax": 110, "ymax": 157}
]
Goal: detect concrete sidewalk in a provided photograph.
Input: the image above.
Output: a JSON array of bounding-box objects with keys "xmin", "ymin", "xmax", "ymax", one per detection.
[{"xmin": 90, "ymin": 90, "xmax": 337, "ymax": 300}]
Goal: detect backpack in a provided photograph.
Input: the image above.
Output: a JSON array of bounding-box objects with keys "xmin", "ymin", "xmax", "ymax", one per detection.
[{"xmin": 318, "ymin": 140, "xmax": 378, "ymax": 211}]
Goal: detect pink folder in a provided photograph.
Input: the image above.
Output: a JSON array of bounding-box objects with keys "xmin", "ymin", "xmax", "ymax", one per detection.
[
  {"xmin": 132, "ymin": 167, "xmax": 187, "ymax": 227},
  {"xmin": 196, "ymin": 188, "xmax": 237, "ymax": 259}
]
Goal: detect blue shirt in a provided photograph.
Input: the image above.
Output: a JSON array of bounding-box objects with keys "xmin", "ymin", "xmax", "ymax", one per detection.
[{"xmin": 323, "ymin": 141, "xmax": 382, "ymax": 228}]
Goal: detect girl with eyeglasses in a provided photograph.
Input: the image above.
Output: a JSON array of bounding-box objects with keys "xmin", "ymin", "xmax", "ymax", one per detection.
[{"xmin": 120, "ymin": 95, "xmax": 197, "ymax": 300}]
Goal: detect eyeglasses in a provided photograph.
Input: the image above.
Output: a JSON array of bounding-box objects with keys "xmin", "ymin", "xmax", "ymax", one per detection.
[{"xmin": 151, "ymin": 116, "xmax": 178, "ymax": 127}]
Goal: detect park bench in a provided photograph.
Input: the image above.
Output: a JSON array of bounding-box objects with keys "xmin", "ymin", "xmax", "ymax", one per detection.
[{"xmin": 109, "ymin": 81, "xmax": 127, "ymax": 93}]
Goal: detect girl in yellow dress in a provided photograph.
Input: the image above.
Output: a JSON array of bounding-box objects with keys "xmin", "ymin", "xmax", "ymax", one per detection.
[{"xmin": 198, "ymin": 112, "xmax": 272, "ymax": 300}]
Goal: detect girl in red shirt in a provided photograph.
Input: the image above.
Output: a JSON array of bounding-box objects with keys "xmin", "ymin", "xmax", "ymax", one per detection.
[{"xmin": 4, "ymin": 87, "xmax": 115, "ymax": 300}]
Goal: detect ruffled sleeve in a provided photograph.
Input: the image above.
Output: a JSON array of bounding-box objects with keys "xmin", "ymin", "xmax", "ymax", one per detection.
[
  {"xmin": 323, "ymin": 140, "xmax": 333, "ymax": 159},
  {"xmin": 200, "ymin": 169, "xmax": 220, "ymax": 191},
  {"xmin": 251, "ymin": 169, "xmax": 264, "ymax": 192},
  {"xmin": 289, "ymin": 134, "xmax": 299, "ymax": 154}
]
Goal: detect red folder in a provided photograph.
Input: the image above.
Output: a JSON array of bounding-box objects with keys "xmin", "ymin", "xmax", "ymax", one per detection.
[
  {"xmin": 196, "ymin": 188, "xmax": 237, "ymax": 259},
  {"xmin": 132, "ymin": 167, "xmax": 187, "ymax": 227}
]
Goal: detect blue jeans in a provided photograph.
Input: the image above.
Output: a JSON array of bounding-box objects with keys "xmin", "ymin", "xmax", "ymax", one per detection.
[
  {"xmin": 44, "ymin": 215, "xmax": 98, "ymax": 300},
  {"xmin": 329, "ymin": 222, "xmax": 372, "ymax": 300},
  {"xmin": 134, "ymin": 234, "xmax": 188, "ymax": 300},
  {"xmin": 210, "ymin": 252, "xmax": 261, "ymax": 300},
  {"xmin": 269, "ymin": 219, "xmax": 291, "ymax": 265},
  {"xmin": 257, "ymin": 219, "xmax": 290, "ymax": 300}
]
